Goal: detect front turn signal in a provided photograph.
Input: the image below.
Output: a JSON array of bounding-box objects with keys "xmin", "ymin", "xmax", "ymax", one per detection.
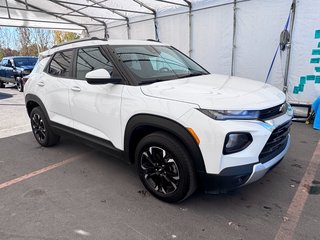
[{"xmin": 187, "ymin": 128, "xmax": 200, "ymax": 145}]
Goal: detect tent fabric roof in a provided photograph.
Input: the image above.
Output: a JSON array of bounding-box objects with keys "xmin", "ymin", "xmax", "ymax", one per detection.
[{"xmin": 0, "ymin": 0, "xmax": 196, "ymax": 33}]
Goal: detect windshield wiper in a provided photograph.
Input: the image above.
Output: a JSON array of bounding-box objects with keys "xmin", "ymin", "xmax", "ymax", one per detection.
[
  {"xmin": 178, "ymin": 72, "xmax": 206, "ymax": 79},
  {"xmin": 139, "ymin": 79, "xmax": 170, "ymax": 85}
]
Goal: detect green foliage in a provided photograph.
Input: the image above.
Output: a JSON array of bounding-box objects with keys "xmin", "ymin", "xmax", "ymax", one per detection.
[{"xmin": 54, "ymin": 31, "xmax": 80, "ymax": 45}]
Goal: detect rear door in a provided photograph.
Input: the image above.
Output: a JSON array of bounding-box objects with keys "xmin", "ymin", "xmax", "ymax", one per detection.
[
  {"xmin": 44, "ymin": 50, "xmax": 74, "ymax": 127},
  {"xmin": 68, "ymin": 46, "xmax": 123, "ymax": 147}
]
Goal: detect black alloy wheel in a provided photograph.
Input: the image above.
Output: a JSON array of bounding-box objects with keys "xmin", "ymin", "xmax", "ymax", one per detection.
[
  {"xmin": 140, "ymin": 146, "xmax": 180, "ymax": 195},
  {"xmin": 31, "ymin": 113, "xmax": 46, "ymax": 144},
  {"xmin": 136, "ymin": 132, "xmax": 196, "ymax": 203},
  {"xmin": 30, "ymin": 107, "xmax": 60, "ymax": 147}
]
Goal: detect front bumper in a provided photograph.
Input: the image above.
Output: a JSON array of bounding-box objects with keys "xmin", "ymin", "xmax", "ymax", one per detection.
[{"xmin": 200, "ymin": 134, "xmax": 290, "ymax": 193}]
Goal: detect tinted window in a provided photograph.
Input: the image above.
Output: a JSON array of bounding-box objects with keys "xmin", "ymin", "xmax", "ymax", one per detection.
[
  {"xmin": 14, "ymin": 58, "xmax": 38, "ymax": 67},
  {"xmin": 76, "ymin": 47, "xmax": 114, "ymax": 80},
  {"xmin": 113, "ymin": 45, "xmax": 208, "ymax": 84},
  {"xmin": 48, "ymin": 50, "xmax": 73, "ymax": 77}
]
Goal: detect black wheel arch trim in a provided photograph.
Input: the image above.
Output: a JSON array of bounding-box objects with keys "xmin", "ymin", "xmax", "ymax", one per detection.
[
  {"xmin": 124, "ymin": 114, "xmax": 207, "ymax": 174},
  {"xmin": 25, "ymin": 94, "xmax": 50, "ymax": 120}
]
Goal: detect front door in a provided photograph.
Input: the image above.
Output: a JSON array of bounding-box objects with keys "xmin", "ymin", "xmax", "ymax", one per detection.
[{"xmin": 69, "ymin": 47, "xmax": 123, "ymax": 148}]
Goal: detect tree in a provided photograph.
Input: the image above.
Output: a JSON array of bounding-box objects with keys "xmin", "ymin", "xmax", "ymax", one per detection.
[
  {"xmin": 0, "ymin": 48, "xmax": 19, "ymax": 57},
  {"xmin": 0, "ymin": 27, "xmax": 17, "ymax": 50},
  {"xmin": 17, "ymin": 27, "xmax": 32, "ymax": 56},
  {"xmin": 54, "ymin": 31, "xmax": 80, "ymax": 45},
  {"xmin": 30, "ymin": 28, "xmax": 53, "ymax": 52}
]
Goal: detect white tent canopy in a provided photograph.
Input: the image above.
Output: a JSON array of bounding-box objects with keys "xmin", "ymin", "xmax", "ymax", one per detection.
[
  {"xmin": 1, "ymin": 0, "xmax": 320, "ymax": 107},
  {"xmin": 0, "ymin": 0, "xmax": 195, "ymax": 33}
]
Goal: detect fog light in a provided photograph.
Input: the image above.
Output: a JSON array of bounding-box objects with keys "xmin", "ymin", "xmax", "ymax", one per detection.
[{"xmin": 223, "ymin": 132, "xmax": 252, "ymax": 154}]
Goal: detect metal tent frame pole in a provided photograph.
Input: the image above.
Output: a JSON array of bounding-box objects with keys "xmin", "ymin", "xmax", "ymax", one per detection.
[
  {"xmin": 1, "ymin": 4, "xmax": 124, "ymax": 21},
  {"xmin": 0, "ymin": 16, "xmax": 102, "ymax": 26},
  {"xmin": 154, "ymin": 0, "xmax": 188, "ymax": 7},
  {"xmin": 54, "ymin": 0, "xmax": 153, "ymax": 15},
  {"xmin": 132, "ymin": 0, "xmax": 158, "ymax": 41},
  {"xmin": 231, "ymin": 0, "xmax": 237, "ymax": 76},
  {"xmin": 184, "ymin": 0, "xmax": 192, "ymax": 57},
  {"xmin": 88, "ymin": 0, "xmax": 131, "ymax": 39},
  {"xmin": 14, "ymin": 0, "xmax": 89, "ymax": 34},
  {"xmin": 150, "ymin": 0, "xmax": 191, "ymax": 54},
  {"xmin": 48, "ymin": 0, "xmax": 108, "ymax": 38},
  {"xmin": 283, "ymin": 0, "xmax": 296, "ymax": 93},
  {"xmin": 5, "ymin": 0, "xmax": 11, "ymax": 18}
]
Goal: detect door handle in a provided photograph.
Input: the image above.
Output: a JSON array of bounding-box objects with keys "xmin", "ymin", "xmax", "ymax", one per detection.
[
  {"xmin": 71, "ymin": 86, "xmax": 81, "ymax": 92},
  {"xmin": 37, "ymin": 81, "xmax": 45, "ymax": 87}
]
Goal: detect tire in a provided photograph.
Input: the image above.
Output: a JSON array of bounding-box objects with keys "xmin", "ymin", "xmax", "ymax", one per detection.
[
  {"xmin": 0, "ymin": 81, "xmax": 4, "ymax": 88},
  {"xmin": 30, "ymin": 107, "xmax": 60, "ymax": 147},
  {"xmin": 135, "ymin": 131, "xmax": 197, "ymax": 203},
  {"xmin": 16, "ymin": 78, "xmax": 23, "ymax": 92}
]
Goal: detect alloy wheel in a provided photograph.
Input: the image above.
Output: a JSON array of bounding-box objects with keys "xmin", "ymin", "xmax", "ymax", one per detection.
[
  {"xmin": 140, "ymin": 146, "xmax": 180, "ymax": 195},
  {"xmin": 31, "ymin": 113, "xmax": 46, "ymax": 143}
]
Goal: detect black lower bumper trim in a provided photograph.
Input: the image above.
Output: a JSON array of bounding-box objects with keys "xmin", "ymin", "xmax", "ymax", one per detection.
[
  {"xmin": 198, "ymin": 163, "xmax": 254, "ymax": 194},
  {"xmin": 198, "ymin": 157, "xmax": 285, "ymax": 193}
]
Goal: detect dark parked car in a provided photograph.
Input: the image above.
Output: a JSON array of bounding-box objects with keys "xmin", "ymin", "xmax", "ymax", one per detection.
[{"xmin": 0, "ymin": 56, "xmax": 38, "ymax": 92}]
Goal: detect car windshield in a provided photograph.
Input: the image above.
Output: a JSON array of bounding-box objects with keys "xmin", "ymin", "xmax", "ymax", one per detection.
[
  {"xmin": 14, "ymin": 58, "xmax": 38, "ymax": 67},
  {"xmin": 112, "ymin": 45, "xmax": 209, "ymax": 85}
]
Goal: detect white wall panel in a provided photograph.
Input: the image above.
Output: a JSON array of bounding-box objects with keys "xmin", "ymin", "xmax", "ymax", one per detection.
[
  {"xmin": 130, "ymin": 19, "xmax": 155, "ymax": 40},
  {"xmin": 157, "ymin": 13, "xmax": 189, "ymax": 55},
  {"xmin": 108, "ymin": 25, "xmax": 128, "ymax": 40},
  {"xmin": 234, "ymin": 0, "xmax": 292, "ymax": 88},
  {"xmin": 192, "ymin": 4, "xmax": 233, "ymax": 75}
]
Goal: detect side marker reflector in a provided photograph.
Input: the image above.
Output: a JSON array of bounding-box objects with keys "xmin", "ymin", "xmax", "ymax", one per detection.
[{"xmin": 187, "ymin": 128, "xmax": 200, "ymax": 145}]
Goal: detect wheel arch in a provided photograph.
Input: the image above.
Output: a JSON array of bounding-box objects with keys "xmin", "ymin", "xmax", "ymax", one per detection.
[
  {"xmin": 25, "ymin": 94, "xmax": 49, "ymax": 120},
  {"xmin": 124, "ymin": 114, "xmax": 206, "ymax": 173}
]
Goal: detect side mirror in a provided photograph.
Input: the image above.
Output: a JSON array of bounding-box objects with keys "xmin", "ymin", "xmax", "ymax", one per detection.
[{"xmin": 85, "ymin": 69, "xmax": 121, "ymax": 84}]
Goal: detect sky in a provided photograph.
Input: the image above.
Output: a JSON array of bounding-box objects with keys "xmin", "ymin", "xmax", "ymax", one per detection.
[{"xmin": 0, "ymin": 27, "xmax": 54, "ymax": 50}]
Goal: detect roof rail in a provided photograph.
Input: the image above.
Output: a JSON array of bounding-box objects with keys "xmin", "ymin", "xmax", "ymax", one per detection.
[
  {"xmin": 51, "ymin": 37, "xmax": 107, "ymax": 49},
  {"xmin": 146, "ymin": 39, "xmax": 161, "ymax": 42}
]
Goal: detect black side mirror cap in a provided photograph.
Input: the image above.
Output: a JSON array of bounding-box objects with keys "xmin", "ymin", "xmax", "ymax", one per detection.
[{"xmin": 86, "ymin": 78, "xmax": 122, "ymax": 85}]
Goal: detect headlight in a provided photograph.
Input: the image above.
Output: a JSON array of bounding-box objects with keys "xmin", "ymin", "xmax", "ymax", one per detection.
[
  {"xmin": 22, "ymin": 70, "xmax": 30, "ymax": 75},
  {"xmin": 198, "ymin": 109, "xmax": 259, "ymax": 120}
]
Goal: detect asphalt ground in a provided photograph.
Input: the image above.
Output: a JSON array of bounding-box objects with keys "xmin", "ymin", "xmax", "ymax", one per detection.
[{"xmin": 0, "ymin": 86, "xmax": 319, "ymax": 240}]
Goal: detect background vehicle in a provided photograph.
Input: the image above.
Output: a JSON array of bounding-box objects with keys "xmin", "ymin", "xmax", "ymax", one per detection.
[
  {"xmin": 0, "ymin": 56, "xmax": 38, "ymax": 92},
  {"xmin": 24, "ymin": 38, "xmax": 293, "ymax": 202}
]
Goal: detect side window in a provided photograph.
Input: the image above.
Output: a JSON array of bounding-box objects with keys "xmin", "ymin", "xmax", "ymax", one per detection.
[
  {"xmin": 76, "ymin": 47, "xmax": 114, "ymax": 80},
  {"xmin": 2, "ymin": 59, "xmax": 8, "ymax": 66},
  {"xmin": 48, "ymin": 50, "xmax": 73, "ymax": 77}
]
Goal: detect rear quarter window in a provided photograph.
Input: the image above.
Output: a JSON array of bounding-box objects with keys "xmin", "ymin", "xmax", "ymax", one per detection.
[{"xmin": 48, "ymin": 50, "xmax": 73, "ymax": 77}]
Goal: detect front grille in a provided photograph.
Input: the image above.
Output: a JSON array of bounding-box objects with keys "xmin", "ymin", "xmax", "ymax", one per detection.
[
  {"xmin": 259, "ymin": 103, "xmax": 287, "ymax": 120},
  {"xmin": 259, "ymin": 121, "xmax": 291, "ymax": 163}
]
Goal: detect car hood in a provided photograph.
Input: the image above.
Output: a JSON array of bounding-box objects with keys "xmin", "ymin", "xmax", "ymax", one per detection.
[{"xmin": 140, "ymin": 74, "xmax": 285, "ymax": 110}]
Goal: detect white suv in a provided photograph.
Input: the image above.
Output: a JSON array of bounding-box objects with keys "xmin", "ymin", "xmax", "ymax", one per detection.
[{"xmin": 24, "ymin": 38, "xmax": 293, "ymax": 202}]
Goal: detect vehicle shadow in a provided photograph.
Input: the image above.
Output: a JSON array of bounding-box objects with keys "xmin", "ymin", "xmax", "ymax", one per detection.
[{"xmin": 0, "ymin": 91, "xmax": 14, "ymax": 100}]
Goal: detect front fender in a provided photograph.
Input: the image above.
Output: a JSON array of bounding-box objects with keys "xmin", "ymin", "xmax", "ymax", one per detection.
[{"xmin": 124, "ymin": 114, "xmax": 206, "ymax": 174}]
